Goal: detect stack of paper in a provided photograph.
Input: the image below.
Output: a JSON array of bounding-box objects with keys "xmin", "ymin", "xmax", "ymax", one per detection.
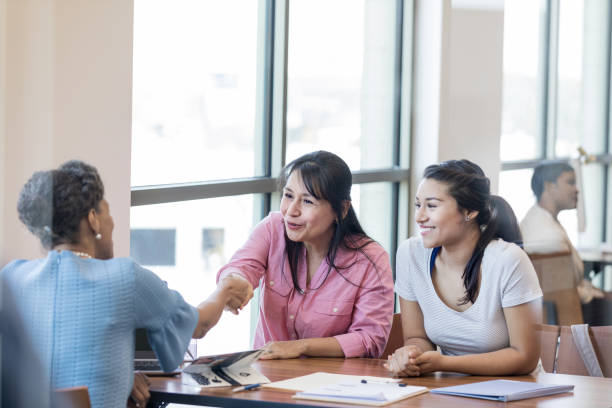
[
  {"xmin": 293, "ymin": 381, "xmax": 428, "ymax": 406},
  {"xmin": 262, "ymin": 372, "xmax": 401, "ymax": 392},
  {"xmin": 430, "ymin": 379, "xmax": 574, "ymax": 402}
]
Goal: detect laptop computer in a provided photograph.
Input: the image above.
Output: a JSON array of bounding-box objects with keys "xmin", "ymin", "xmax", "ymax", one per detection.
[{"xmin": 134, "ymin": 328, "xmax": 194, "ymax": 376}]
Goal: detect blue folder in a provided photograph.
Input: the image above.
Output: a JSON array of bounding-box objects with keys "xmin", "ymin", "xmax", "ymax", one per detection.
[{"xmin": 430, "ymin": 379, "xmax": 574, "ymax": 402}]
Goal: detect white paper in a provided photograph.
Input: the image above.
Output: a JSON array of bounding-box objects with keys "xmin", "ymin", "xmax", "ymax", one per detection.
[{"xmin": 263, "ymin": 372, "xmax": 400, "ymax": 392}]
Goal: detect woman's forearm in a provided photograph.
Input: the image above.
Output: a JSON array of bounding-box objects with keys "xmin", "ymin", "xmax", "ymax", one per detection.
[
  {"xmin": 300, "ymin": 337, "xmax": 345, "ymax": 357},
  {"xmin": 440, "ymin": 347, "xmax": 539, "ymax": 375},
  {"xmin": 192, "ymin": 288, "xmax": 228, "ymax": 338},
  {"xmin": 404, "ymin": 337, "xmax": 436, "ymax": 353}
]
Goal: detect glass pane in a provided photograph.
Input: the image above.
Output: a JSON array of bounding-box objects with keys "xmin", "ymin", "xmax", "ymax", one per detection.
[
  {"xmin": 352, "ymin": 183, "xmax": 393, "ymax": 254},
  {"xmin": 567, "ymin": 163, "xmax": 604, "ymax": 248},
  {"xmin": 500, "ymin": 166, "xmax": 603, "ymax": 250},
  {"xmin": 498, "ymin": 169, "xmax": 534, "ymax": 223},
  {"xmin": 285, "ymin": 0, "xmax": 398, "ymax": 170},
  {"xmin": 556, "ymin": 0, "xmax": 609, "ymax": 157},
  {"xmin": 130, "ymin": 194, "xmax": 259, "ymax": 355},
  {"xmin": 500, "ymin": 0, "xmax": 546, "ymax": 161},
  {"xmin": 131, "ymin": 0, "xmax": 260, "ymax": 186}
]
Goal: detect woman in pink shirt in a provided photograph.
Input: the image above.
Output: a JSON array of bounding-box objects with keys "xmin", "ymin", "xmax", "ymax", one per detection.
[{"xmin": 216, "ymin": 151, "xmax": 394, "ymax": 359}]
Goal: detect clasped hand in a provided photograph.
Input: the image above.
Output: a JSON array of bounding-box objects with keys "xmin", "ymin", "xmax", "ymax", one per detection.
[
  {"xmin": 383, "ymin": 345, "xmax": 445, "ymax": 377},
  {"xmin": 219, "ymin": 274, "xmax": 254, "ymax": 314}
]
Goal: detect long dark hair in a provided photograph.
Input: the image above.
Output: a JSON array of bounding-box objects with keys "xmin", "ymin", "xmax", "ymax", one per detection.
[
  {"xmin": 279, "ymin": 151, "xmax": 375, "ymax": 293},
  {"xmin": 423, "ymin": 160, "xmax": 522, "ymax": 304}
]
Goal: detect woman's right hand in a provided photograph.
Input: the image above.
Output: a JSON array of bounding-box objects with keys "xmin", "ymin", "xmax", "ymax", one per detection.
[
  {"xmin": 383, "ymin": 345, "xmax": 424, "ymax": 377},
  {"xmin": 219, "ymin": 274, "xmax": 253, "ymax": 314}
]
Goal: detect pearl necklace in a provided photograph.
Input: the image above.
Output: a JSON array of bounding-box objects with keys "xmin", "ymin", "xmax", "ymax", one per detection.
[{"xmin": 71, "ymin": 251, "xmax": 93, "ymax": 259}]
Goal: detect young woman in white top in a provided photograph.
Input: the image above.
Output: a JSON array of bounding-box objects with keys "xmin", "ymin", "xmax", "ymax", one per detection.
[{"xmin": 385, "ymin": 159, "xmax": 543, "ymax": 377}]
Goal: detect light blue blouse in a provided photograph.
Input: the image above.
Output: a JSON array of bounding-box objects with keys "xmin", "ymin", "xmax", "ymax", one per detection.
[{"xmin": 1, "ymin": 250, "xmax": 198, "ymax": 408}]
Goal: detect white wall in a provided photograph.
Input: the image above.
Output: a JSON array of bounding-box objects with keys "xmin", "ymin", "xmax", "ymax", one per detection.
[
  {"xmin": 0, "ymin": 0, "xmax": 6, "ymax": 263},
  {"xmin": 409, "ymin": 0, "xmax": 504, "ymax": 233},
  {"xmin": 1, "ymin": 0, "xmax": 134, "ymax": 266},
  {"xmin": 439, "ymin": 7, "xmax": 504, "ymax": 190}
]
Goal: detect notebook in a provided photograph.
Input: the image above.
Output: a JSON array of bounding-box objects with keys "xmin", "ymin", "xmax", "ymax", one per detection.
[
  {"xmin": 293, "ymin": 380, "xmax": 428, "ymax": 406},
  {"xmin": 430, "ymin": 379, "xmax": 574, "ymax": 402}
]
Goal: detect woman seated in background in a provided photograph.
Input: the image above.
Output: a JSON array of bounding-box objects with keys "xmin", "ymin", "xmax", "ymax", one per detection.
[
  {"xmin": 385, "ymin": 159, "xmax": 542, "ymax": 377},
  {"xmin": 1, "ymin": 160, "xmax": 252, "ymax": 408},
  {"xmin": 216, "ymin": 151, "xmax": 395, "ymax": 359}
]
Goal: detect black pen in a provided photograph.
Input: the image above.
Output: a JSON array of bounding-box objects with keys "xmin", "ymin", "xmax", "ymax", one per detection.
[
  {"xmin": 361, "ymin": 379, "xmax": 407, "ymax": 386},
  {"xmin": 232, "ymin": 383, "xmax": 261, "ymax": 393}
]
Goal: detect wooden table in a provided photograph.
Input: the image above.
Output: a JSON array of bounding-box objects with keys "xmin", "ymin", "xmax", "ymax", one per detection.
[
  {"xmin": 579, "ymin": 248, "xmax": 612, "ymax": 288},
  {"xmin": 147, "ymin": 358, "xmax": 612, "ymax": 407}
]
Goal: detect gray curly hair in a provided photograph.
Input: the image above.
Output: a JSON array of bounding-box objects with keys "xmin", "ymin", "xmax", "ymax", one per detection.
[{"xmin": 18, "ymin": 160, "xmax": 104, "ymax": 249}]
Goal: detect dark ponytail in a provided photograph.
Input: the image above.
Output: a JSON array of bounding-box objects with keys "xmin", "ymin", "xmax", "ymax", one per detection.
[{"xmin": 423, "ymin": 160, "xmax": 521, "ymax": 305}]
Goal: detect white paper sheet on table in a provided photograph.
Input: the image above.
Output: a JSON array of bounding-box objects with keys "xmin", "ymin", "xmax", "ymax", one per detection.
[{"xmin": 262, "ymin": 372, "xmax": 400, "ymax": 392}]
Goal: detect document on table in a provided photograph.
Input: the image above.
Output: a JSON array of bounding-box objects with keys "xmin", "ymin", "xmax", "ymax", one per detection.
[
  {"xmin": 430, "ymin": 379, "xmax": 574, "ymax": 402},
  {"xmin": 292, "ymin": 381, "xmax": 428, "ymax": 406},
  {"xmin": 262, "ymin": 372, "xmax": 401, "ymax": 392}
]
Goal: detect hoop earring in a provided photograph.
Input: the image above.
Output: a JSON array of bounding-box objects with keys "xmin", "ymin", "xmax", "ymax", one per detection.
[{"xmin": 95, "ymin": 233, "xmax": 102, "ymax": 240}]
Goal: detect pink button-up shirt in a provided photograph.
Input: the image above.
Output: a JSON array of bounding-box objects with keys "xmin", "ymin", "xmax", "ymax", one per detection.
[{"xmin": 217, "ymin": 212, "xmax": 394, "ymax": 358}]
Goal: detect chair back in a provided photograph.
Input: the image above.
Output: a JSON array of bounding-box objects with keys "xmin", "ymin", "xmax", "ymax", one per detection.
[
  {"xmin": 54, "ymin": 386, "xmax": 91, "ymax": 408},
  {"xmin": 381, "ymin": 313, "xmax": 403, "ymax": 359},
  {"xmin": 528, "ymin": 252, "xmax": 584, "ymax": 325},
  {"xmin": 535, "ymin": 324, "xmax": 560, "ymax": 373},
  {"xmin": 557, "ymin": 325, "xmax": 612, "ymax": 377}
]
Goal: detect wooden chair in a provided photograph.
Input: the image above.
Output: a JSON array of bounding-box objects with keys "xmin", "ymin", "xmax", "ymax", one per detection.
[
  {"xmin": 54, "ymin": 386, "xmax": 91, "ymax": 408},
  {"xmin": 535, "ymin": 324, "xmax": 560, "ymax": 373},
  {"xmin": 556, "ymin": 325, "xmax": 612, "ymax": 377},
  {"xmin": 381, "ymin": 313, "xmax": 403, "ymax": 359},
  {"xmin": 528, "ymin": 252, "xmax": 584, "ymax": 325}
]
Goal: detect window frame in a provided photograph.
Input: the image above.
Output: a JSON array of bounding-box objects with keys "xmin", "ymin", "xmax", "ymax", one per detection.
[
  {"xmin": 500, "ymin": 0, "xmax": 612, "ymax": 243},
  {"xmin": 130, "ymin": 0, "xmax": 414, "ymax": 329}
]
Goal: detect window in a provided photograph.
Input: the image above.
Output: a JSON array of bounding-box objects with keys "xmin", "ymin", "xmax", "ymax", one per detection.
[
  {"xmin": 500, "ymin": 0, "xmax": 612, "ymax": 254},
  {"xmin": 285, "ymin": 0, "xmax": 397, "ymax": 170},
  {"xmin": 131, "ymin": 0, "xmax": 412, "ymax": 354},
  {"xmin": 130, "ymin": 229, "xmax": 176, "ymax": 266},
  {"xmin": 130, "ymin": 195, "xmax": 256, "ymax": 353},
  {"xmin": 131, "ymin": 0, "xmax": 260, "ymax": 186},
  {"xmin": 500, "ymin": 0, "xmax": 546, "ymax": 162}
]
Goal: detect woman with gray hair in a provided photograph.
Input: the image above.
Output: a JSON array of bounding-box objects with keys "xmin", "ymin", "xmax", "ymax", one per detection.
[{"xmin": 1, "ymin": 160, "xmax": 252, "ymax": 408}]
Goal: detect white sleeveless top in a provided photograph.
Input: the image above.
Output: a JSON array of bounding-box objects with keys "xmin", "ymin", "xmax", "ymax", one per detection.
[{"xmin": 395, "ymin": 237, "xmax": 542, "ymax": 356}]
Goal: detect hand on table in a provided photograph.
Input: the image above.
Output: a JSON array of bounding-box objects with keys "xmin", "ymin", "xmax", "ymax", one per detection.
[
  {"xmin": 127, "ymin": 372, "xmax": 150, "ymax": 408},
  {"xmin": 411, "ymin": 350, "xmax": 445, "ymax": 374},
  {"xmin": 384, "ymin": 346, "xmax": 447, "ymax": 376},
  {"xmin": 260, "ymin": 340, "xmax": 305, "ymax": 360},
  {"xmin": 383, "ymin": 345, "xmax": 424, "ymax": 377}
]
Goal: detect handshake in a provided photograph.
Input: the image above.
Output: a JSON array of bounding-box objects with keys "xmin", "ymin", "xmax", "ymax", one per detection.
[{"xmin": 217, "ymin": 273, "xmax": 254, "ymax": 315}]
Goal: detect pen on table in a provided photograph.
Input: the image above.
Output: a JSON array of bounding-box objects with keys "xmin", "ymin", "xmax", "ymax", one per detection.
[
  {"xmin": 361, "ymin": 379, "xmax": 407, "ymax": 387},
  {"xmin": 232, "ymin": 383, "xmax": 262, "ymax": 393}
]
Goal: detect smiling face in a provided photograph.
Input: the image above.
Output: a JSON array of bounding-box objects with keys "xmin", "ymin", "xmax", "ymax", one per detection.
[
  {"xmin": 415, "ymin": 178, "xmax": 473, "ymax": 249},
  {"xmin": 280, "ymin": 170, "xmax": 337, "ymax": 248}
]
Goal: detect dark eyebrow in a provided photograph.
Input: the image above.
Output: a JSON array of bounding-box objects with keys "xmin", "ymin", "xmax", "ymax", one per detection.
[
  {"xmin": 283, "ymin": 186, "xmax": 315, "ymax": 199},
  {"xmin": 423, "ymin": 197, "xmax": 443, "ymax": 202}
]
